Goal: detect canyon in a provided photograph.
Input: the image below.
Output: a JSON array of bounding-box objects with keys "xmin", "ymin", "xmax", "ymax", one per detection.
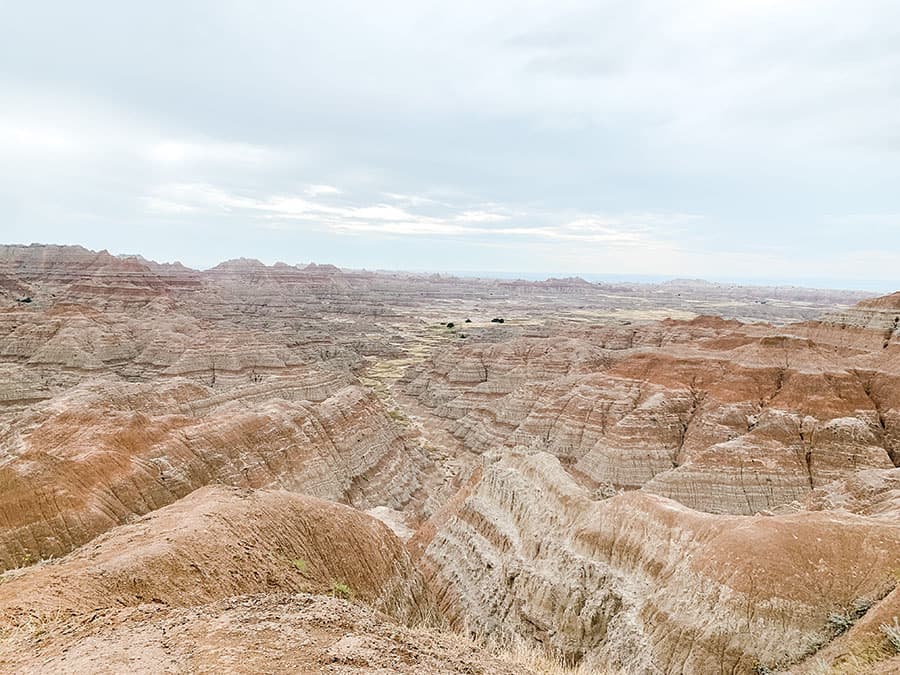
[{"xmin": 1, "ymin": 244, "xmax": 898, "ymax": 673}]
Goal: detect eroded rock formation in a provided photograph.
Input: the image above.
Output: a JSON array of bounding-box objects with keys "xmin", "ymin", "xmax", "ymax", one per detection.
[
  {"xmin": 1, "ymin": 244, "xmax": 899, "ymax": 673},
  {"xmin": 419, "ymin": 450, "xmax": 900, "ymax": 673},
  {"xmin": 0, "ymin": 380, "xmax": 429, "ymax": 568},
  {"xmin": 400, "ymin": 316, "xmax": 899, "ymax": 516}
]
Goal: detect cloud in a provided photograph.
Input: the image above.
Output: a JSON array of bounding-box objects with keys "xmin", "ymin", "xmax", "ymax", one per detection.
[
  {"xmin": 823, "ymin": 214, "xmax": 900, "ymax": 228},
  {"xmin": 455, "ymin": 210, "xmax": 511, "ymax": 223},
  {"xmin": 2, "ymin": 1, "xmax": 899, "ymax": 284},
  {"xmin": 144, "ymin": 181, "xmax": 691, "ymax": 249},
  {"xmin": 0, "ymin": 119, "xmax": 79, "ymax": 154},
  {"xmin": 143, "ymin": 139, "xmax": 275, "ymax": 165},
  {"xmin": 304, "ymin": 184, "xmax": 341, "ymax": 196}
]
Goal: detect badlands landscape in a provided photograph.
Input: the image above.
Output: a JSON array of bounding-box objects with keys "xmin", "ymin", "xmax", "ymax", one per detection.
[{"xmin": 1, "ymin": 243, "xmax": 899, "ymax": 674}]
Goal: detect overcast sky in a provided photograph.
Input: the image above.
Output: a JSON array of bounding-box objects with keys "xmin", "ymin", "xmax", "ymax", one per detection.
[{"xmin": 1, "ymin": 1, "xmax": 898, "ymax": 288}]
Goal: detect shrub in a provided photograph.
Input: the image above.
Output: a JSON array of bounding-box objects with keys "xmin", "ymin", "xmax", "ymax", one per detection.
[
  {"xmin": 827, "ymin": 611, "xmax": 854, "ymax": 635},
  {"xmin": 331, "ymin": 580, "xmax": 352, "ymax": 599},
  {"xmin": 881, "ymin": 617, "xmax": 900, "ymax": 653},
  {"xmin": 851, "ymin": 597, "xmax": 874, "ymax": 615},
  {"xmin": 446, "ymin": 322, "xmax": 454, "ymax": 328},
  {"xmin": 827, "ymin": 598, "xmax": 875, "ymax": 637},
  {"xmin": 387, "ymin": 409, "xmax": 409, "ymax": 424},
  {"xmin": 291, "ymin": 558, "xmax": 308, "ymax": 572}
]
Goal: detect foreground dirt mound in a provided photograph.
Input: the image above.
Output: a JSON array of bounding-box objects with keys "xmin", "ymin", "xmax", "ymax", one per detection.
[
  {"xmin": 0, "ymin": 593, "xmax": 523, "ymax": 675},
  {"xmin": 418, "ymin": 451, "xmax": 900, "ymax": 673},
  {"xmin": 0, "ymin": 486, "xmax": 432, "ymax": 625}
]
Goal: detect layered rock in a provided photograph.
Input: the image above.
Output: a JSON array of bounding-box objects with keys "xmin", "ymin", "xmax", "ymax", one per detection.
[
  {"xmin": 1, "ymin": 244, "xmax": 898, "ymax": 674},
  {"xmin": 823, "ymin": 291, "xmax": 900, "ymax": 336},
  {"xmin": 0, "ymin": 244, "xmax": 873, "ymax": 325},
  {"xmin": 0, "ymin": 245, "xmax": 180, "ymax": 308},
  {"xmin": 419, "ymin": 450, "xmax": 900, "ymax": 673},
  {"xmin": 401, "ymin": 313, "xmax": 899, "ymax": 515},
  {"xmin": 0, "ymin": 380, "xmax": 430, "ymax": 569}
]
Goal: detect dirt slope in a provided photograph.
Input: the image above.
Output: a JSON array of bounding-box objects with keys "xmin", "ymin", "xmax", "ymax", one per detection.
[
  {"xmin": 0, "ymin": 593, "xmax": 522, "ymax": 675},
  {"xmin": 0, "ymin": 485, "xmax": 432, "ymax": 625}
]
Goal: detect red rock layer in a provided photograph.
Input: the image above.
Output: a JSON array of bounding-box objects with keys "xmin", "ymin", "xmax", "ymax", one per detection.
[
  {"xmin": 400, "ymin": 314, "xmax": 899, "ymax": 515},
  {"xmin": 0, "ymin": 380, "xmax": 430, "ymax": 569}
]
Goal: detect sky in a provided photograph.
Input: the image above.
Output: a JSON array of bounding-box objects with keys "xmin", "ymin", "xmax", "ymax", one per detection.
[{"xmin": 1, "ymin": 1, "xmax": 899, "ymax": 289}]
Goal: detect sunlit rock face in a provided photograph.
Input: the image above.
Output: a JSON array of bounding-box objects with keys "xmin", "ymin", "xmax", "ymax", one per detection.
[{"xmin": 418, "ymin": 450, "xmax": 900, "ymax": 674}]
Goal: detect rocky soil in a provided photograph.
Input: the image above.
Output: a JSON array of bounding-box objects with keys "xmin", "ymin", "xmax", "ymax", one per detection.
[
  {"xmin": 1, "ymin": 243, "xmax": 898, "ymax": 674},
  {"xmin": 0, "ymin": 593, "xmax": 522, "ymax": 674}
]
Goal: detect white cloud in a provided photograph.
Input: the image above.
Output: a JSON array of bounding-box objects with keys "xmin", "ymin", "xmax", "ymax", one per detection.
[
  {"xmin": 823, "ymin": 214, "xmax": 900, "ymax": 228},
  {"xmin": 382, "ymin": 192, "xmax": 442, "ymax": 207},
  {"xmin": 143, "ymin": 139, "xmax": 275, "ymax": 165},
  {"xmin": 456, "ymin": 210, "xmax": 511, "ymax": 223},
  {"xmin": 4, "ymin": 2, "xmax": 900, "ymax": 283},
  {"xmin": 141, "ymin": 196, "xmax": 201, "ymax": 214},
  {"xmin": 144, "ymin": 182, "xmax": 693, "ymax": 249},
  {"xmin": 0, "ymin": 118, "xmax": 81, "ymax": 155},
  {"xmin": 304, "ymin": 184, "xmax": 341, "ymax": 196}
]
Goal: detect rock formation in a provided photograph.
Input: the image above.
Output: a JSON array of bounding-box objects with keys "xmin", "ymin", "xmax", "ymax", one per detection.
[
  {"xmin": 1, "ymin": 244, "xmax": 899, "ymax": 673},
  {"xmin": 0, "ymin": 593, "xmax": 522, "ymax": 675},
  {"xmin": 400, "ymin": 315, "xmax": 899, "ymax": 516},
  {"xmin": 0, "ymin": 380, "xmax": 429, "ymax": 568},
  {"xmin": 417, "ymin": 450, "xmax": 900, "ymax": 672},
  {"xmin": 0, "ymin": 485, "xmax": 432, "ymax": 623}
]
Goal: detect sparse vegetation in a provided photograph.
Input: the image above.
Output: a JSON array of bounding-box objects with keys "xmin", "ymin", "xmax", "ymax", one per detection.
[
  {"xmin": 827, "ymin": 597, "xmax": 875, "ymax": 636},
  {"xmin": 291, "ymin": 558, "xmax": 308, "ymax": 573},
  {"xmin": 880, "ymin": 616, "xmax": 900, "ymax": 653},
  {"xmin": 806, "ymin": 657, "xmax": 833, "ymax": 674},
  {"xmin": 387, "ymin": 408, "xmax": 410, "ymax": 425},
  {"xmin": 440, "ymin": 629, "xmax": 596, "ymax": 675},
  {"xmin": 851, "ymin": 596, "xmax": 874, "ymax": 615},
  {"xmin": 15, "ymin": 551, "xmax": 35, "ymax": 569},
  {"xmin": 827, "ymin": 611, "xmax": 854, "ymax": 635},
  {"xmin": 491, "ymin": 635, "xmax": 595, "ymax": 675},
  {"xmin": 0, "ymin": 607, "xmax": 64, "ymax": 643},
  {"xmin": 331, "ymin": 580, "xmax": 352, "ymax": 599}
]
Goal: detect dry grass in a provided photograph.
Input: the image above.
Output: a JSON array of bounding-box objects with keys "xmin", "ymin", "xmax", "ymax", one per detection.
[
  {"xmin": 0, "ymin": 607, "xmax": 66, "ymax": 646},
  {"xmin": 489, "ymin": 634, "xmax": 599, "ymax": 674},
  {"xmin": 408, "ymin": 626, "xmax": 602, "ymax": 675},
  {"xmin": 881, "ymin": 616, "xmax": 900, "ymax": 653}
]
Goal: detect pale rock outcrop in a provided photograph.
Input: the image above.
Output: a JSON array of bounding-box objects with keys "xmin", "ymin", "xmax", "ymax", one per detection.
[{"xmin": 420, "ymin": 450, "xmax": 900, "ymax": 673}]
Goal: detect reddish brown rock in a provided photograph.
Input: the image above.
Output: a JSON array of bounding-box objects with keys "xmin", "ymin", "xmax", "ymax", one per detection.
[{"xmin": 0, "ymin": 380, "xmax": 430, "ymax": 569}]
